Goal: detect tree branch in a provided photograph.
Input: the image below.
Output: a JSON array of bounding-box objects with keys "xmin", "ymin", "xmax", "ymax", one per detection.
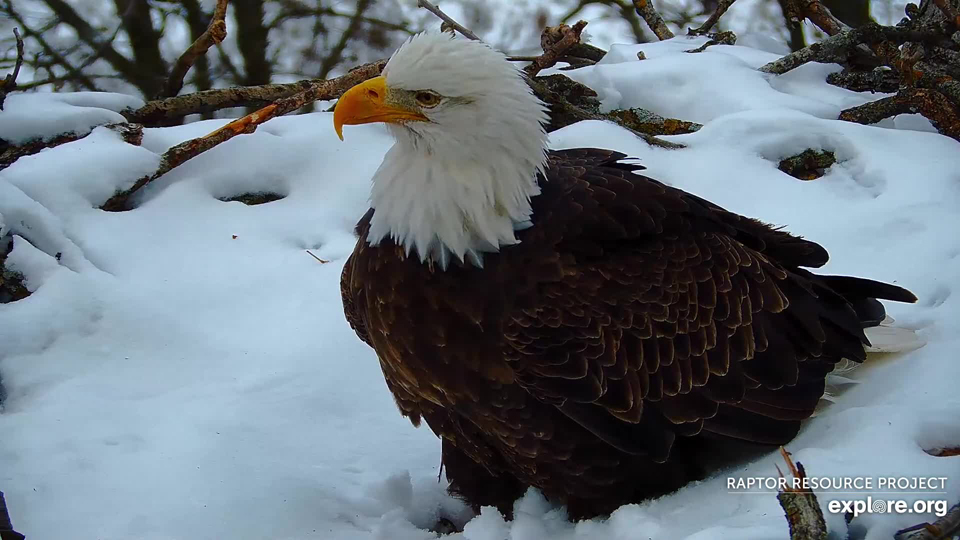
[
  {"xmin": 123, "ymin": 59, "xmax": 387, "ymax": 126},
  {"xmin": 42, "ymin": 0, "xmax": 155, "ymax": 95},
  {"xmin": 162, "ymin": 0, "xmax": 228, "ymax": 98},
  {"xmin": 179, "ymin": 0, "xmax": 214, "ymax": 95},
  {"xmin": 758, "ymin": 23, "xmax": 936, "ymax": 75},
  {"xmin": 689, "ymin": 0, "xmax": 738, "ymax": 35},
  {"xmin": 104, "ymin": 78, "xmax": 364, "ymax": 211},
  {"xmin": 416, "ymin": 0, "xmax": 481, "ymax": 41},
  {"xmin": 234, "ymin": 0, "xmax": 272, "ymax": 87},
  {"xmin": 112, "ymin": 0, "xmax": 166, "ymax": 96},
  {"xmin": 633, "ymin": 0, "xmax": 675, "ymax": 40},
  {"xmin": 317, "ymin": 0, "xmax": 372, "ymax": 79},
  {"xmin": 789, "ymin": 0, "xmax": 850, "ymax": 36},
  {"xmin": 1, "ymin": 123, "xmax": 143, "ymax": 172},
  {"xmin": 524, "ymin": 21, "xmax": 589, "ymax": 77},
  {"xmin": 895, "ymin": 502, "xmax": 960, "ymax": 540},
  {"xmin": 839, "ymin": 87, "xmax": 960, "ymax": 141},
  {"xmin": 1, "ymin": 2, "xmax": 98, "ymax": 91},
  {"xmin": 0, "ymin": 29, "xmax": 23, "ymax": 111}
]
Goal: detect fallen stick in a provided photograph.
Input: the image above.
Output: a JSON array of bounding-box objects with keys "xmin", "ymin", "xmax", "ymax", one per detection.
[{"xmin": 777, "ymin": 447, "xmax": 828, "ymax": 540}]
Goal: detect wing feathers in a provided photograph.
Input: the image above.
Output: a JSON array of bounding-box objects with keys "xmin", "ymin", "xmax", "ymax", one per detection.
[{"xmin": 495, "ymin": 149, "xmax": 916, "ymax": 457}]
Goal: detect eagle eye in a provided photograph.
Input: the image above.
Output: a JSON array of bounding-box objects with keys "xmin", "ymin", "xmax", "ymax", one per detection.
[{"xmin": 415, "ymin": 91, "xmax": 442, "ymax": 108}]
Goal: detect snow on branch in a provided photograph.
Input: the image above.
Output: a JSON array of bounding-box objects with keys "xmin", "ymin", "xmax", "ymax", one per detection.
[
  {"xmin": 1, "ymin": 123, "xmax": 143, "ymax": 173},
  {"xmin": 839, "ymin": 88, "xmax": 960, "ymax": 139},
  {"xmin": 758, "ymin": 0, "xmax": 960, "ymax": 142},
  {"xmin": 103, "ymin": 70, "xmax": 386, "ymax": 211}
]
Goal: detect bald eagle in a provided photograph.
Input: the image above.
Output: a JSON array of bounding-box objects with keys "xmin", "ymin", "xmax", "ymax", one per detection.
[{"xmin": 335, "ymin": 33, "xmax": 917, "ymax": 518}]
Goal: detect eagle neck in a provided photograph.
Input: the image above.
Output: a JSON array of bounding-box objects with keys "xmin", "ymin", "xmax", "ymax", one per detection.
[{"xmin": 366, "ymin": 135, "xmax": 544, "ymax": 269}]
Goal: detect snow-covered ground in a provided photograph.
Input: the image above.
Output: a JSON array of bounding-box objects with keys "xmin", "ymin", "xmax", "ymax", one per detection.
[{"xmin": 2, "ymin": 35, "xmax": 959, "ymax": 540}]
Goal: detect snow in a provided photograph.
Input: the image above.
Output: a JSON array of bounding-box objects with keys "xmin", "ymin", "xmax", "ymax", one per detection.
[
  {"xmin": 2, "ymin": 36, "xmax": 959, "ymax": 540},
  {"xmin": 0, "ymin": 92, "xmax": 144, "ymax": 144}
]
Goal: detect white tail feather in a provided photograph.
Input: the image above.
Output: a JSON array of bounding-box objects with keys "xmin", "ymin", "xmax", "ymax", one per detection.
[
  {"xmin": 864, "ymin": 324, "xmax": 927, "ymax": 354},
  {"xmin": 814, "ymin": 322, "xmax": 926, "ymax": 416}
]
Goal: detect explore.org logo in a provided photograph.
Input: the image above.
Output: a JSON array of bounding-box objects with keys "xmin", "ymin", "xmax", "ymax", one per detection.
[
  {"xmin": 727, "ymin": 476, "xmax": 951, "ymax": 519},
  {"xmin": 828, "ymin": 496, "xmax": 949, "ymax": 518}
]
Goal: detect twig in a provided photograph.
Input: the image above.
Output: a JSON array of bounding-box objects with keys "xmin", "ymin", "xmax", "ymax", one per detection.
[
  {"xmin": 689, "ymin": 0, "xmax": 738, "ymax": 35},
  {"xmin": 317, "ymin": 0, "xmax": 373, "ymax": 79},
  {"xmin": 758, "ymin": 23, "xmax": 936, "ymax": 75},
  {"xmin": 124, "ymin": 59, "xmax": 387, "ymax": 126},
  {"xmin": 788, "ymin": 0, "xmax": 850, "ymax": 36},
  {"xmin": 2, "ymin": 2, "xmax": 98, "ymax": 91},
  {"xmin": 162, "ymin": 0, "xmax": 229, "ymax": 98},
  {"xmin": 685, "ymin": 30, "xmax": 737, "ymax": 52},
  {"xmin": 826, "ymin": 68, "xmax": 899, "ymax": 93},
  {"xmin": 104, "ymin": 70, "xmax": 360, "ymax": 211},
  {"xmin": 839, "ymin": 87, "xmax": 960, "ymax": 141},
  {"xmin": 895, "ymin": 502, "xmax": 960, "ymax": 540},
  {"xmin": 776, "ymin": 447, "xmax": 828, "ymax": 540},
  {"xmin": 306, "ymin": 250, "xmax": 329, "ymax": 264},
  {"xmin": 416, "ymin": 0, "xmax": 481, "ymax": 41},
  {"xmin": 605, "ymin": 107, "xmax": 702, "ymax": 135},
  {"xmin": 524, "ymin": 21, "xmax": 589, "ymax": 77},
  {"xmin": 0, "ymin": 28, "xmax": 24, "ymax": 110},
  {"xmin": 537, "ymin": 24, "xmax": 608, "ymax": 62},
  {"xmin": 633, "ymin": 0, "xmax": 675, "ymax": 40}
]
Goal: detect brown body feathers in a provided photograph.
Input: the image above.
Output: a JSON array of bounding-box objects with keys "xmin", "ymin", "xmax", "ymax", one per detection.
[{"xmin": 340, "ymin": 148, "xmax": 916, "ymax": 518}]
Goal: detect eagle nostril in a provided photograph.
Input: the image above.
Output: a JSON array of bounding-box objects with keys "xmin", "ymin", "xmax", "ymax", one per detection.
[{"xmin": 367, "ymin": 89, "xmax": 380, "ymax": 100}]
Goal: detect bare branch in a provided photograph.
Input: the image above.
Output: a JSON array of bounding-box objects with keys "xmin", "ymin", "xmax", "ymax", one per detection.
[
  {"xmin": 633, "ymin": 0, "xmax": 675, "ymax": 40},
  {"xmin": 524, "ymin": 21, "xmax": 589, "ymax": 77},
  {"xmin": 233, "ymin": 0, "xmax": 272, "ymax": 87},
  {"xmin": 416, "ymin": 0, "xmax": 481, "ymax": 41},
  {"xmin": 689, "ymin": 0, "xmax": 738, "ymax": 35},
  {"xmin": 317, "ymin": 0, "xmax": 372, "ymax": 79},
  {"xmin": 685, "ymin": 30, "xmax": 737, "ymax": 52},
  {"xmin": 124, "ymin": 59, "xmax": 387, "ymax": 126},
  {"xmin": 163, "ymin": 0, "xmax": 228, "ymax": 98},
  {"xmin": 758, "ymin": 23, "xmax": 936, "ymax": 75},
  {"xmin": 790, "ymin": 0, "xmax": 850, "ymax": 36},
  {"xmin": 839, "ymin": 87, "xmax": 960, "ymax": 141},
  {"xmin": 1, "ymin": 2, "xmax": 98, "ymax": 91},
  {"xmin": 0, "ymin": 28, "xmax": 24, "ymax": 110},
  {"xmin": 895, "ymin": 502, "xmax": 960, "ymax": 540},
  {"xmin": 105, "ymin": 77, "xmax": 358, "ymax": 211},
  {"xmin": 42, "ymin": 0, "xmax": 156, "ymax": 95}
]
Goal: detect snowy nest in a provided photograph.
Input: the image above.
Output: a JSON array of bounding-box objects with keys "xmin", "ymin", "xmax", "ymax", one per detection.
[{"xmin": 1, "ymin": 36, "xmax": 959, "ymax": 540}]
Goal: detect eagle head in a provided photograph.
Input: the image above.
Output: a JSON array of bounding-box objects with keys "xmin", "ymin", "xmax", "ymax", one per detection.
[{"xmin": 332, "ymin": 32, "xmax": 551, "ymax": 269}]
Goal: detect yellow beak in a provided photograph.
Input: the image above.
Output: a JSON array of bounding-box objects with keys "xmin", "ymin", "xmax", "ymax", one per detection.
[{"xmin": 333, "ymin": 76, "xmax": 428, "ymax": 140}]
